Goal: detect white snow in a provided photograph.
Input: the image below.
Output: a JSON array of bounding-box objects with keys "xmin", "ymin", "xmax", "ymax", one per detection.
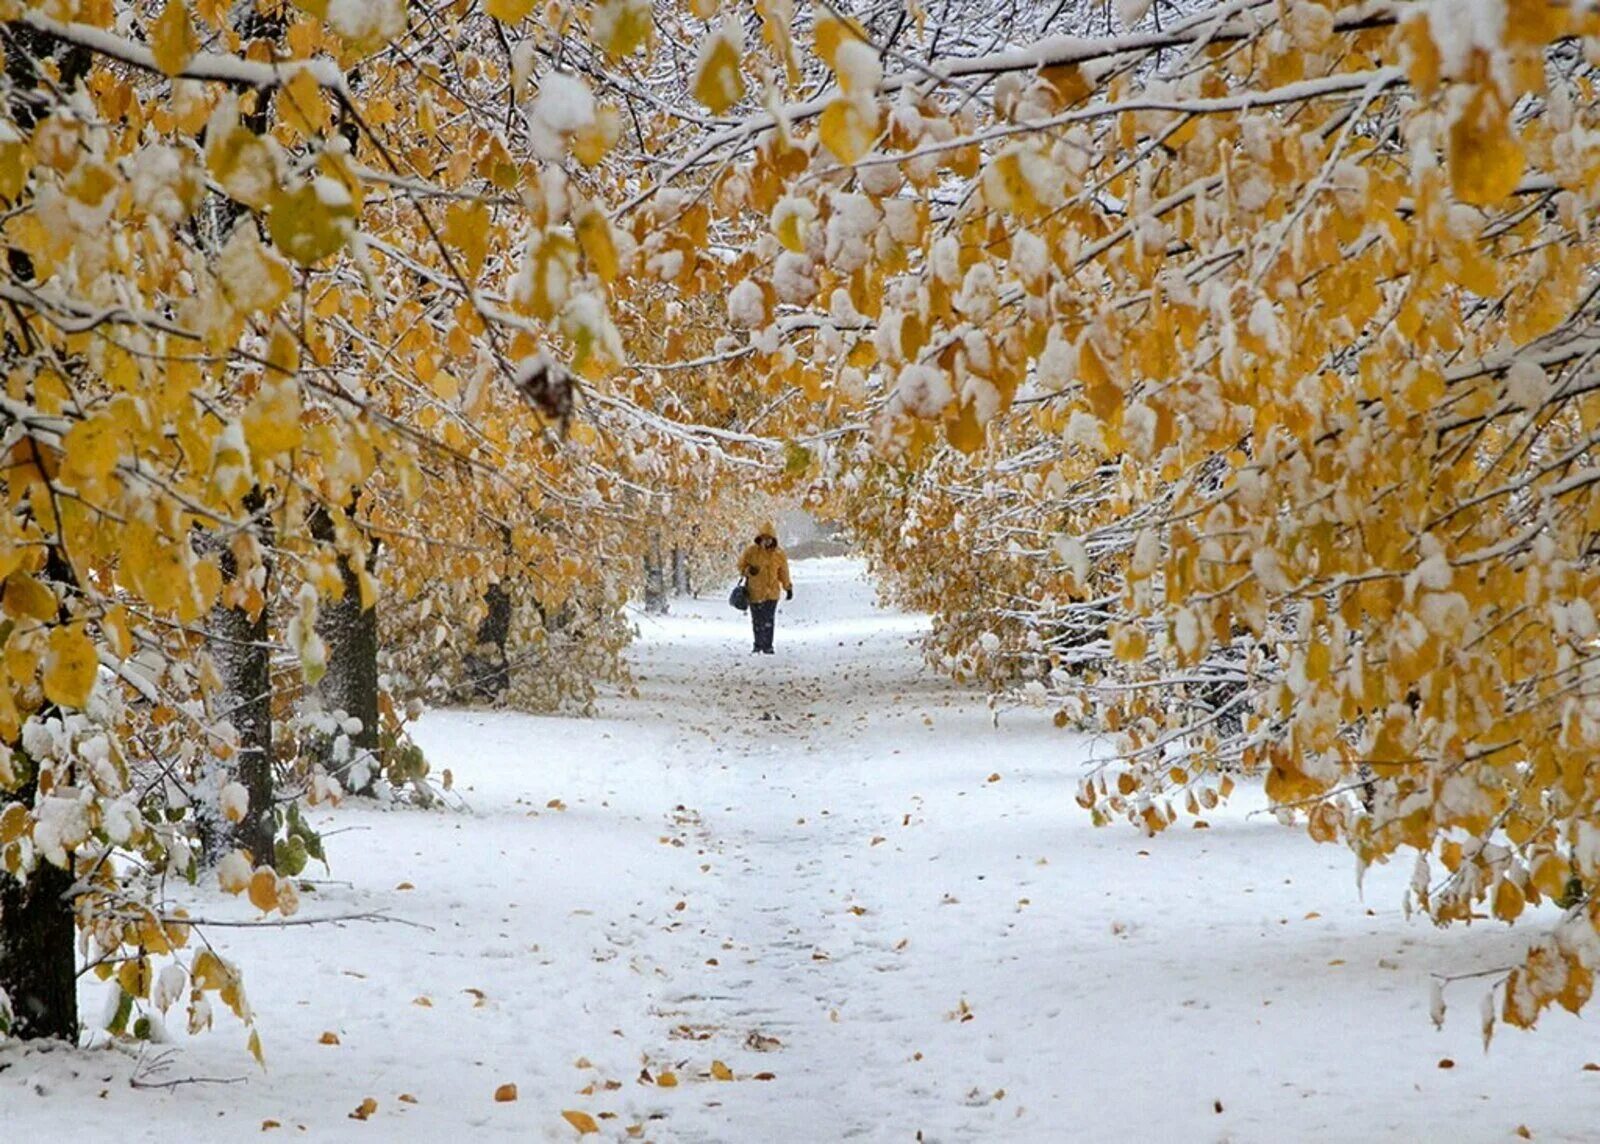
[
  {"xmin": 220, "ymin": 781, "xmax": 250, "ymax": 825},
  {"xmin": 325, "ymin": 0, "xmax": 407, "ymax": 47},
  {"xmin": 530, "ymin": 71, "xmax": 596, "ymax": 158},
  {"xmin": 727, "ymin": 278, "xmax": 765, "ymax": 329},
  {"xmin": 834, "ymin": 39, "xmax": 883, "ymax": 94},
  {"xmin": 533, "ymin": 71, "xmax": 597, "ymax": 135},
  {"xmin": 894, "ymin": 362, "xmax": 955, "ymax": 418},
  {"xmin": 5, "ymin": 561, "xmax": 1600, "ymax": 1139}
]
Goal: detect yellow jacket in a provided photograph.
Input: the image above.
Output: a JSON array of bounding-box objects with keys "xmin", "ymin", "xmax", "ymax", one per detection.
[{"xmin": 738, "ymin": 524, "xmax": 792, "ymax": 604}]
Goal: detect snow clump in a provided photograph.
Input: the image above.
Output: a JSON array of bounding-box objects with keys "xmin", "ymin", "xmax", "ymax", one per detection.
[{"xmin": 727, "ymin": 279, "xmax": 766, "ymax": 329}]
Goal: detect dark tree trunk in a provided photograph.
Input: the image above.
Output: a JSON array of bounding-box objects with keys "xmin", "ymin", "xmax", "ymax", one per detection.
[
  {"xmin": 204, "ymin": 493, "xmax": 275, "ymax": 865},
  {"xmin": 310, "ymin": 506, "xmax": 380, "ymax": 795},
  {"xmin": 643, "ymin": 533, "xmax": 669, "ymax": 615},
  {"xmin": 467, "ymin": 580, "xmax": 513, "ymax": 700},
  {"xmin": 671, "ymin": 545, "xmax": 691, "ymax": 597},
  {"xmin": 0, "ymin": 544, "xmax": 79, "ymax": 1042},
  {"xmin": 0, "ymin": 848, "xmax": 77, "ymax": 1042}
]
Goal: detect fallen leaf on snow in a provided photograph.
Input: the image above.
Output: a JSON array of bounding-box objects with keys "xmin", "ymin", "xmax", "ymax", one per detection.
[
  {"xmin": 349, "ymin": 1098, "xmax": 378, "ymax": 1121},
  {"xmin": 494, "ymin": 1083, "xmax": 519, "ymax": 1102},
  {"xmin": 561, "ymin": 1110, "xmax": 599, "ymax": 1134},
  {"xmin": 711, "ymin": 1060, "xmax": 734, "ymax": 1081},
  {"xmin": 319, "ymin": 1031, "xmax": 341, "ymax": 1045}
]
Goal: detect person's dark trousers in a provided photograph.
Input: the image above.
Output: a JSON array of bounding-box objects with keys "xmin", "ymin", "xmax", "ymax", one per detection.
[{"xmin": 750, "ymin": 599, "xmax": 777, "ymax": 653}]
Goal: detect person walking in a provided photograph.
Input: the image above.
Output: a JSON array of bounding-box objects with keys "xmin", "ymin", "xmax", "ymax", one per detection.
[{"xmin": 737, "ymin": 521, "xmax": 792, "ymax": 654}]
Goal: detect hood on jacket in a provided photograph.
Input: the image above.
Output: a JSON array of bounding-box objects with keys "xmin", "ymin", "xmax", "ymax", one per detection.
[{"xmin": 756, "ymin": 521, "xmax": 778, "ymax": 541}]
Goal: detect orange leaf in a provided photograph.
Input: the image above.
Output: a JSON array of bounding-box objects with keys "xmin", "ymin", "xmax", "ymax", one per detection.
[{"xmin": 561, "ymin": 1110, "xmax": 600, "ymax": 1134}]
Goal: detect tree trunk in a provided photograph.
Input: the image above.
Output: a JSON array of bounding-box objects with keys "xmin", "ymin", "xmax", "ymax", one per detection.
[
  {"xmin": 643, "ymin": 533, "xmax": 669, "ymax": 615},
  {"xmin": 0, "ymin": 849, "xmax": 77, "ymax": 1042},
  {"xmin": 310, "ymin": 507, "xmax": 380, "ymax": 795},
  {"xmin": 671, "ymin": 545, "xmax": 691, "ymax": 597},
  {"xmin": 201, "ymin": 494, "xmax": 274, "ymax": 866},
  {"xmin": 468, "ymin": 580, "xmax": 512, "ymax": 700},
  {"xmin": 0, "ymin": 543, "xmax": 78, "ymax": 1042}
]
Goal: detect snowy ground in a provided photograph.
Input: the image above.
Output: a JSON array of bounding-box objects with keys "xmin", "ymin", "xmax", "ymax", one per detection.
[{"xmin": 5, "ymin": 558, "xmax": 1600, "ymax": 1142}]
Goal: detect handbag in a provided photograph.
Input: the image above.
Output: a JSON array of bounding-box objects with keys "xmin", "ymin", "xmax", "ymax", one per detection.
[{"xmin": 729, "ymin": 579, "xmax": 749, "ymax": 611}]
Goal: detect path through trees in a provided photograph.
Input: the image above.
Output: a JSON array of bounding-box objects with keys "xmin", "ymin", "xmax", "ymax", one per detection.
[{"xmin": 6, "ymin": 560, "xmax": 1597, "ymax": 1140}]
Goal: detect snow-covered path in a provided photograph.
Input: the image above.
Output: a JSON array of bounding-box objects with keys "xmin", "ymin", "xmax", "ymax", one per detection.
[{"xmin": 6, "ymin": 558, "xmax": 1600, "ymax": 1141}]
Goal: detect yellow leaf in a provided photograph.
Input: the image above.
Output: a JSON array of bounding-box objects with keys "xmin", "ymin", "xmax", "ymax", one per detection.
[
  {"xmin": 242, "ymin": 376, "xmax": 304, "ymax": 462},
  {"xmin": 944, "ymin": 399, "xmax": 984, "ymax": 454},
  {"xmin": 276, "ymin": 69, "xmax": 332, "ymax": 140},
  {"xmin": 819, "ymin": 96, "xmax": 879, "ymax": 164},
  {"xmin": 207, "ymin": 123, "xmax": 279, "ymax": 210},
  {"xmin": 593, "ymin": 0, "xmax": 652, "ymax": 59},
  {"xmin": 248, "ymin": 867, "xmax": 280, "ymax": 913},
  {"xmin": 102, "ymin": 605, "xmax": 133, "ymax": 661},
  {"xmin": 319, "ymin": 1030, "xmax": 341, "ymax": 1045},
  {"xmin": 268, "ymin": 181, "xmax": 350, "ymax": 266},
  {"xmin": 42, "ymin": 624, "xmax": 97, "ymax": 709},
  {"xmin": 151, "ymin": 0, "xmax": 199, "ymax": 77},
  {"xmin": 1492, "ymin": 876, "xmax": 1526, "ymax": 922},
  {"xmin": 494, "ymin": 1082, "xmax": 519, "ymax": 1102},
  {"xmin": 572, "ymin": 105, "xmax": 621, "ymax": 167},
  {"xmin": 220, "ymin": 226, "xmax": 294, "ymax": 317},
  {"xmin": 349, "ymin": 1097, "xmax": 378, "ymax": 1121},
  {"xmin": 117, "ymin": 956, "xmax": 152, "ymax": 999},
  {"xmin": 249, "ymin": 1030, "xmax": 265, "ymax": 1068},
  {"xmin": 1109, "ymin": 624, "xmax": 1147, "ymax": 663},
  {"xmin": 0, "ymin": 135, "xmax": 29, "ymax": 200},
  {"xmin": 484, "ymin": 0, "xmax": 537, "ymax": 21},
  {"xmin": 813, "ymin": 14, "xmax": 866, "ymax": 70},
  {"xmin": 656, "ymin": 1071, "xmax": 678, "ymax": 1087},
  {"xmin": 561, "ymin": 1110, "xmax": 600, "ymax": 1134},
  {"xmin": 576, "ymin": 207, "xmax": 619, "ymax": 283},
  {"xmin": 192, "ymin": 948, "xmax": 235, "ymax": 991},
  {"xmin": 692, "ymin": 27, "xmax": 745, "ymax": 114},
  {"xmin": 443, "ymin": 201, "xmax": 491, "ymax": 278},
  {"xmin": 4, "ymin": 571, "xmax": 57, "ymax": 622},
  {"xmin": 710, "ymin": 1060, "xmax": 733, "ymax": 1081},
  {"xmin": 1448, "ymin": 87, "xmax": 1525, "ymax": 206}
]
